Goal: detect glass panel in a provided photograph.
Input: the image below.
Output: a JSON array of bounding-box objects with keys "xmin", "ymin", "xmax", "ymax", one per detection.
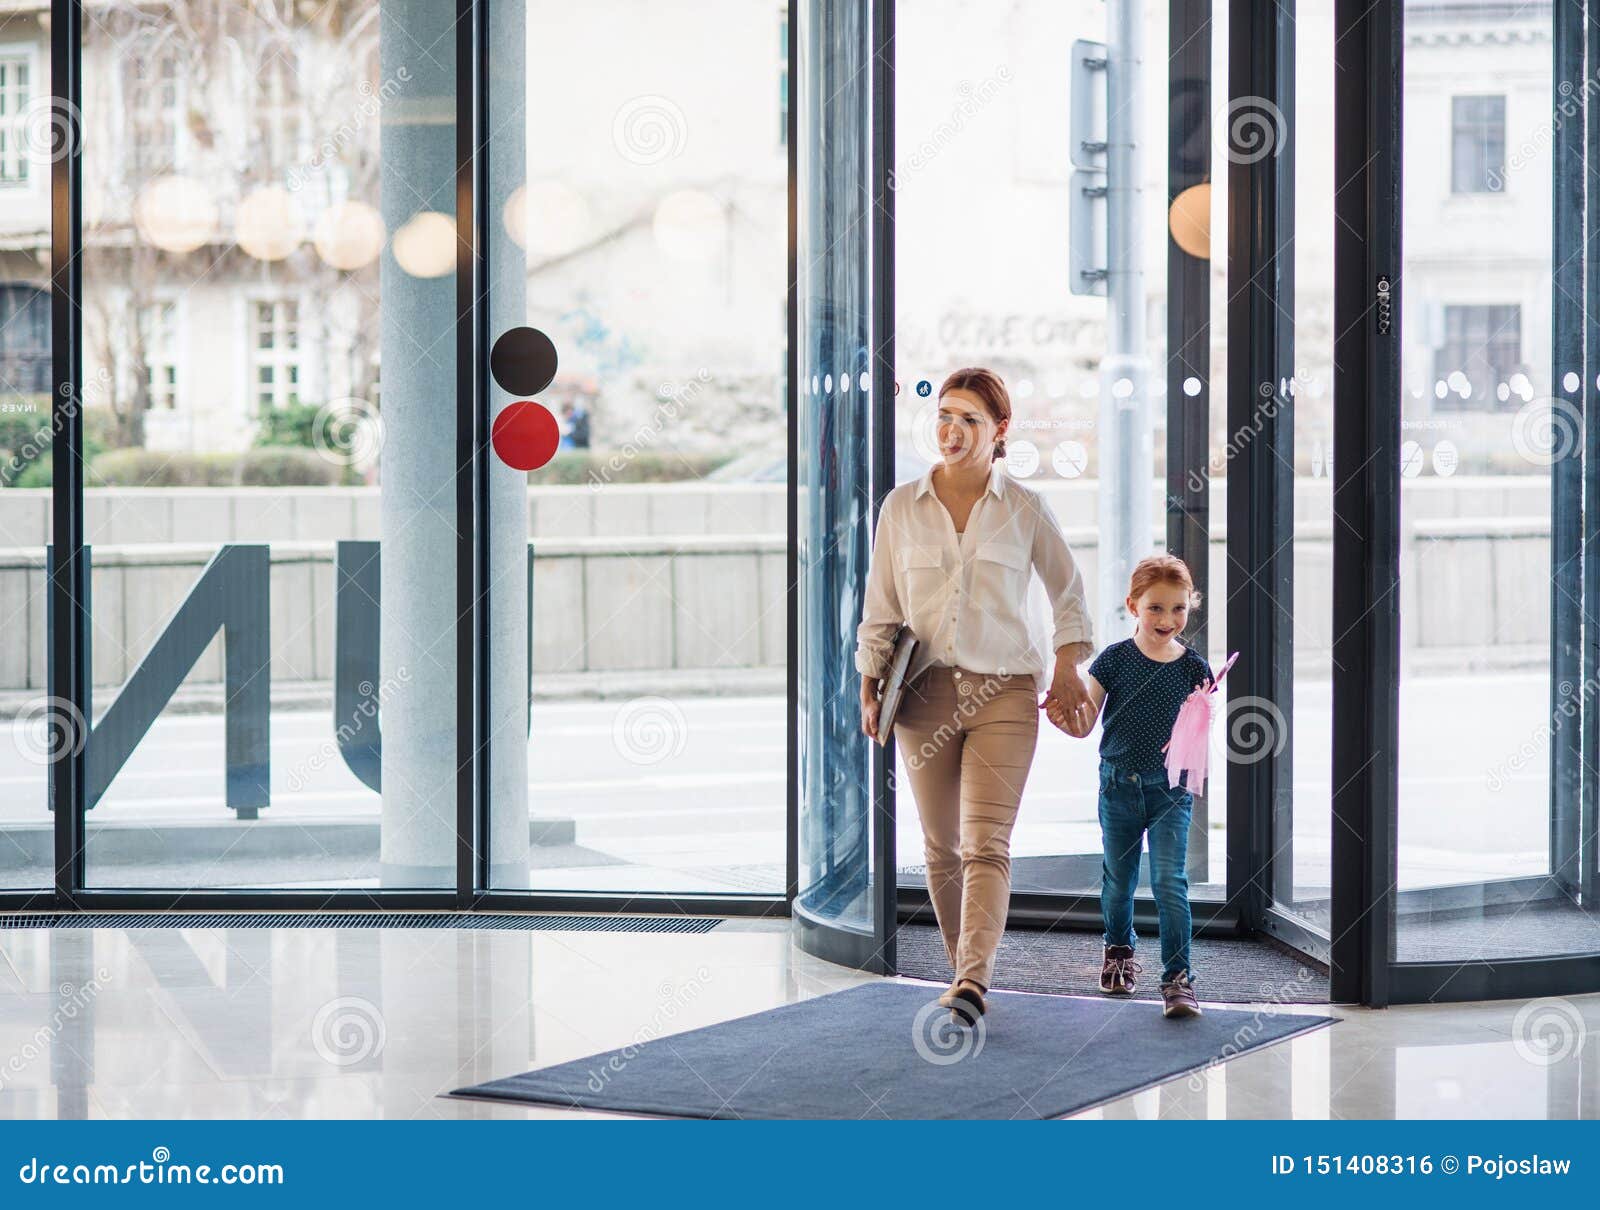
[
  {"xmin": 892, "ymin": 0, "xmax": 1228, "ymax": 900},
  {"xmin": 0, "ymin": 8, "xmax": 51, "ymax": 892},
  {"xmin": 486, "ymin": 0, "xmax": 789, "ymax": 892},
  {"xmin": 1395, "ymin": 0, "xmax": 1586, "ymax": 958},
  {"xmin": 795, "ymin": 0, "xmax": 876, "ymax": 935},
  {"xmin": 1282, "ymin": 0, "xmax": 1335, "ymax": 935},
  {"xmin": 78, "ymin": 0, "xmax": 459, "ymax": 889},
  {"xmin": 1193, "ymin": 5, "xmax": 1231, "ymax": 906}
]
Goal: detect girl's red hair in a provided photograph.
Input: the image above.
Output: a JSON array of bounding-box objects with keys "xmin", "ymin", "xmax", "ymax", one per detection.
[{"xmin": 1128, "ymin": 554, "xmax": 1202, "ymax": 609}]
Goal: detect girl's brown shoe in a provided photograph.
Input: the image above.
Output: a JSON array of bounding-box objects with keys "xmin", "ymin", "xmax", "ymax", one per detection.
[
  {"xmin": 1100, "ymin": 944, "xmax": 1140, "ymax": 995},
  {"xmin": 1160, "ymin": 972, "xmax": 1202, "ymax": 1018}
]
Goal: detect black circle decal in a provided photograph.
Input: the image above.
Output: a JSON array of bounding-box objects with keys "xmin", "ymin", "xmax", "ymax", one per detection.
[{"xmin": 490, "ymin": 327, "xmax": 558, "ymax": 396}]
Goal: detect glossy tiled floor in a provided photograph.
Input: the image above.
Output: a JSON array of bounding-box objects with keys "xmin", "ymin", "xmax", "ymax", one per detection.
[{"xmin": 0, "ymin": 919, "xmax": 1594, "ymax": 1119}]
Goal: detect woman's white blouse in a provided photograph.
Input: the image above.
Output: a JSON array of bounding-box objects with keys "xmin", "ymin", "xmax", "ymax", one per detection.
[{"xmin": 854, "ymin": 463, "xmax": 1094, "ymax": 692}]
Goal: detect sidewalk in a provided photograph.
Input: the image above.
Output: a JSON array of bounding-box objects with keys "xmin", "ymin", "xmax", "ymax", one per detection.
[{"xmin": 0, "ymin": 666, "xmax": 788, "ymax": 719}]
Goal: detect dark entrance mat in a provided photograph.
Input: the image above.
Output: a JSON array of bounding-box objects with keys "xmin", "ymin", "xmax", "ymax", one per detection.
[
  {"xmin": 895, "ymin": 923, "xmax": 1329, "ymax": 1004},
  {"xmin": 900, "ymin": 852, "xmax": 1114, "ymax": 893},
  {"xmin": 449, "ymin": 981, "xmax": 1336, "ymax": 1120}
]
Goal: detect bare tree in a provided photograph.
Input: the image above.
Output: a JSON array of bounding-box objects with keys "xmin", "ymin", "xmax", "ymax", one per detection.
[{"xmin": 83, "ymin": 0, "xmax": 383, "ymax": 449}]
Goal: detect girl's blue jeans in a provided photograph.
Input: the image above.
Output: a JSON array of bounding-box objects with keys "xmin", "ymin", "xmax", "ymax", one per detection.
[{"xmin": 1098, "ymin": 759, "xmax": 1194, "ymax": 983}]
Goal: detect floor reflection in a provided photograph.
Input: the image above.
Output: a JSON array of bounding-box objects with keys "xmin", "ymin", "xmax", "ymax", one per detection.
[{"xmin": 0, "ymin": 920, "xmax": 1594, "ymax": 1119}]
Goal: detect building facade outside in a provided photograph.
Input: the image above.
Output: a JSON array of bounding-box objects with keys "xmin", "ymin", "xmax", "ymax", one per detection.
[{"xmin": 0, "ymin": 0, "xmax": 1557, "ymax": 479}]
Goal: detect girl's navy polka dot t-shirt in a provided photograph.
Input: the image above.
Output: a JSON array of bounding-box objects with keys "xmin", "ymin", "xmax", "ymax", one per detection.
[{"xmin": 1088, "ymin": 638, "xmax": 1214, "ymax": 774}]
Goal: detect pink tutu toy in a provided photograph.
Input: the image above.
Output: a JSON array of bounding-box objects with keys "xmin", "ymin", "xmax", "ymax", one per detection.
[{"xmin": 1161, "ymin": 651, "xmax": 1239, "ymax": 795}]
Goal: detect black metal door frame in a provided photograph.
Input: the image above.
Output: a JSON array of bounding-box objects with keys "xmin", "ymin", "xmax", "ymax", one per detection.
[
  {"xmin": 1584, "ymin": 0, "xmax": 1600, "ymax": 919},
  {"xmin": 1329, "ymin": 0, "xmax": 1401, "ymax": 1007},
  {"xmin": 47, "ymin": 0, "xmax": 86, "ymax": 910},
  {"xmin": 466, "ymin": 0, "xmax": 783, "ymax": 917},
  {"xmin": 1226, "ymin": 0, "xmax": 1297, "ymax": 954},
  {"xmin": 788, "ymin": 0, "xmax": 900, "ymax": 973},
  {"xmin": 1330, "ymin": 0, "xmax": 1600, "ymax": 1005},
  {"xmin": 868, "ymin": 0, "xmax": 899, "ymax": 973},
  {"xmin": 902, "ymin": 0, "xmax": 1260, "ymax": 947}
]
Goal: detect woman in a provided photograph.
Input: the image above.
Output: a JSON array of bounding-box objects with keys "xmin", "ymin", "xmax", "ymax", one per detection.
[{"xmin": 856, "ymin": 367, "xmax": 1094, "ymax": 1024}]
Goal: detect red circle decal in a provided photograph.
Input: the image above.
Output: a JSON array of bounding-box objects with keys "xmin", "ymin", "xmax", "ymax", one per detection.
[{"xmin": 492, "ymin": 400, "xmax": 559, "ymax": 471}]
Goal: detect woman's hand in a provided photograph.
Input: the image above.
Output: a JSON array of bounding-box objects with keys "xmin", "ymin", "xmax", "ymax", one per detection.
[
  {"xmin": 1041, "ymin": 692, "xmax": 1094, "ymax": 737},
  {"xmin": 1050, "ymin": 661, "xmax": 1091, "ymax": 718},
  {"xmin": 860, "ymin": 675, "xmax": 882, "ymax": 741},
  {"xmin": 1042, "ymin": 656, "xmax": 1097, "ymax": 737}
]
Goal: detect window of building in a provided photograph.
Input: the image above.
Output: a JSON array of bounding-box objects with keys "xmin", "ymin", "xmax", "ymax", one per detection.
[
  {"xmin": 140, "ymin": 301, "xmax": 178, "ymax": 409},
  {"xmin": 1433, "ymin": 304, "xmax": 1520, "ymax": 410},
  {"xmin": 0, "ymin": 283, "xmax": 49, "ymax": 395},
  {"xmin": 258, "ymin": 54, "xmax": 304, "ymax": 173},
  {"xmin": 1450, "ymin": 94, "xmax": 1505, "ymax": 193},
  {"xmin": 128, "ymin": 48, "xmax": 180, "ymax": 174},
  {"xmin": 779, "ymin": 7, "xmax": 789, "ymax": 149},
  {"xmin": 252, "ymin": 299, "xmax": 301, "ymax": 410},
  {"xmin": 0, "ymin": 54, "xmax": 30, "ymax": 185}
]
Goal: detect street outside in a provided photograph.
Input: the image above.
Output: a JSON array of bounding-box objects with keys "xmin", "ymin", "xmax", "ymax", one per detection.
[{"xmin": 0, "ymin": 673, "xmax": 1556, "ymax": 902}]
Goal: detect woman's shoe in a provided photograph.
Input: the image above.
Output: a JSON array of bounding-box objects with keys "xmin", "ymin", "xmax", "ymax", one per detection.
[{"xmin": 938, "ymin": 979, "xmax": 987, "ymax": 1026}]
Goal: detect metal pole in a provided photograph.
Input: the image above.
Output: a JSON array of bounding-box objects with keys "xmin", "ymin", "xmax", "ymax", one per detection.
[
  {"xmin": 51, "ymin": 0, "xmax": 87, "ymax": 904},
  {"xmin": 1098, "ymin": 0, "xmax": 1151, "ymax": 650}
]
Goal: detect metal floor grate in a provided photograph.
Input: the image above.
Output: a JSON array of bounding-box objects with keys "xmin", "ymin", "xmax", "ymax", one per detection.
[{"xmin": 0, "ymin": 912, "xmax": 724, "ymax": 934}]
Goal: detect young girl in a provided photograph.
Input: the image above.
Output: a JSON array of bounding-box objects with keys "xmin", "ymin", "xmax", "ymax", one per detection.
[{"xmin": 1045, "ymin": 554, "xmax": 1211, "ymax": 1019}]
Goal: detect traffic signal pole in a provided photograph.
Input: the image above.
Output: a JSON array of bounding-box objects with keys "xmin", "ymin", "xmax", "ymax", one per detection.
[{"xmin": 1097, "ymin": 0, "xmax": 1152, "ymax": 654}]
